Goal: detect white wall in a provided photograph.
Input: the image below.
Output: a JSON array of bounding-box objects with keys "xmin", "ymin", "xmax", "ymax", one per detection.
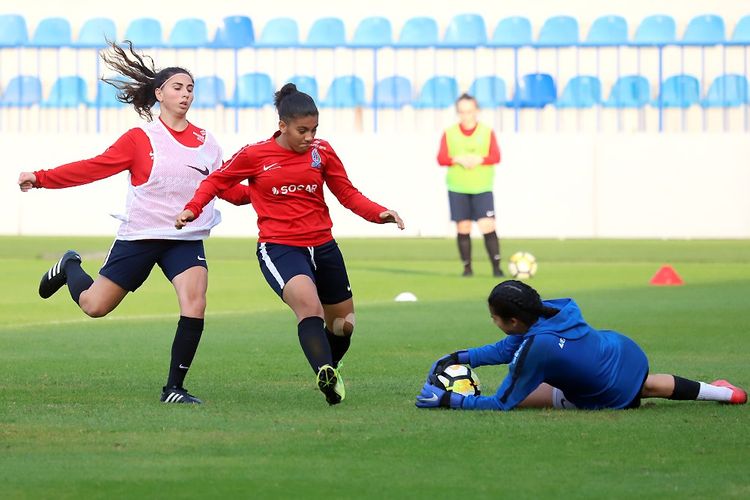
[{"xmin": 4, "ymin": 131, "xmax": 749, "ymax": 239}]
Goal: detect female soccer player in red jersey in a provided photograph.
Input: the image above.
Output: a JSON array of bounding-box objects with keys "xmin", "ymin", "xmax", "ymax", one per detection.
[
  {"xmin": 176, "ymin": 83, "xmax": 405, "ymax": 405},
  {"xmin": 17, "ymin": 41, "xmax": 251, "ymax": 404}
]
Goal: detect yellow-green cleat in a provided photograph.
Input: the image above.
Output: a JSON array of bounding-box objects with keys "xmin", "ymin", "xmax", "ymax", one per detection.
[{"xmin": 317, "ymin": 364, "xmax": 345, "ymax": 405}]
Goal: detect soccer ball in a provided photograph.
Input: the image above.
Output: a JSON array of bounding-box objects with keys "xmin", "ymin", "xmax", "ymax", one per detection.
[
  {"xmin": 436, "ymin": 364, "xmax": 481, "ymax": 396},
  {"xmin": 508, "ymin": 251, "xmax": 537, "ymax": 279}
]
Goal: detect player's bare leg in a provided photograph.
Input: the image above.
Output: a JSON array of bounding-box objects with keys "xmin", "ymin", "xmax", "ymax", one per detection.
[
  {"xmin": 642, "ymin": 374, "xmax": 746, "ymax": 404},
  {"xmin": 517, "ymin": 383, "xmax": 556, "ymax": 408},
  {"xmin": 77, "ymin": 276, "xmax": 128, "ymax": 318}
]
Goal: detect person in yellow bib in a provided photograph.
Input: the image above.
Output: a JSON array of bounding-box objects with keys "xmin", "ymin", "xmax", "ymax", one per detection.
[{"xmin": 437, "ymin": 93, "xmax": 502, "ymax": 277}]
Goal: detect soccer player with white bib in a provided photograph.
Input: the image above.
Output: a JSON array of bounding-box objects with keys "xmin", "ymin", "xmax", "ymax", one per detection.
[
  {"xmin": 17, "ymin": 41, "xmax": 251, "ymax": 404},
  {"xmin": 417, "ymin": 280, "xmax": 746, "ymax": 410},
  {"xmin": 176, "ymin": 83, "xmax": 405, "ymax": 405}
]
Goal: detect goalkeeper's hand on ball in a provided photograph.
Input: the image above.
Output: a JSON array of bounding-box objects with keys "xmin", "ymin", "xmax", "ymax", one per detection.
[
  {"xmin": 428, "ymin": 350, "xmax": 470, "ymax": 382},
  {"xmin": 415, "ymin": 382, "xmax": 465, "ymax": 409}
]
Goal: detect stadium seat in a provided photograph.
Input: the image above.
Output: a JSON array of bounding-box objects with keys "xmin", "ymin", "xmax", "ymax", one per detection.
[
  {"xmin": 681, "ymin": 14, "xmax": 725, "ymax": 45},
  {"xmin": 469, "ymin": 76, "xmax": 507, "ymax": 108},
  {"xmin": 556, "ymin": 76, "xmax": 602, "ymax": 108},
  {"xmin": 441, "ymin": 14, "xmax": 487, "ymax": 48},
  {"xmin": 124, "ymin": 18, "xmax": 163, "ymax": 47},
  {"xmin": 74, "ymin": 18, "xmax": 117, "ymax": 48},
  {"xmin": 168, "ymin": 18, "xmax": 208, "ymax": 48},
  {"xmin": 29, "ymin": 17, "xmax": 72, "ymax": 47},
  {"xmin": 413, "ymin": 76, "xmax": 459, "ymax": 108},
  {"xmin": 535, "ymin": 15, "xmax": 579, "ymax": 47},
  {"xmin": 583, "ymin": 15, "xmax": 628, "ymax": 46},
  {"xmin": 702, "ymin": 74, "xmax": 749, "ymax": 107},
  {"xmin": 373, "ymin": 76, "xmax": 412, "ymax": 108},
  {"xmin": 319, "ymin": 76, "xmax": 366, "ymax": 107},
  {"xmin": 509, "ymin": 73, "xmax": 556, "ymax": 108},
  {"xmin": 633, "ymin": 15, "xmax": 676, "ymax": 45},
  {"xmin": 489, "ymin": 16, "xmax": 532, "ymax": 47},
  {"xmin": 88, "ymin": 80, "xmax": 126, "ymax": 108},
  {"xmin": 653, "ymin": 75, "xmax": 700, "ymax": 108},
  {"xmin": 351, "ymin": 16, "xmax": 392, "ymax": 48},
  {"xmin": 213, "ymin": 16, "xmax": 255, "ymax": 48},
  {"xmin": 0, "ymin": 76, "xmax": 42, "ymax": 106},
  {"xmin": 41, "ymin": 76, "xmax": 88, "ymax": 107},
  {"xmin": 396, "ymin": 17, "xmax": 439, "ymax": 47},
  {"xmin": 304, "ymin": 17, "xmax": 346, "ymax": 48},
  {"xmin": 0, "ymin": 14, "xmax": 28, "ymax": 47},
  {"xmin": 192, "ymin": 76, "xmax": 226, "ymax": 108},
  {"xmin": 256, "ymin": 18, "xmax": 299, "ymax": 47},
  {"xmin": 287, "ymin": 75, "xmax": 319, "ymax": 101},
  {"xmin": 730, "ymin": 15, "xmax": 750, "ymax": 44},
  {"xmin": 603, "ymin": 75, "xmax": 650, "ymax": 108},
  {"xmin": 224, "ymin": 72, "xmax": 274, "ymax": 107}
]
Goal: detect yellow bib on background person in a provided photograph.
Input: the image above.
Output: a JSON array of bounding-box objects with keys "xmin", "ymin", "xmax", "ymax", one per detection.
[{"xmin": 445, "ymin": 123, "xmax": 495, "ymax": 194}]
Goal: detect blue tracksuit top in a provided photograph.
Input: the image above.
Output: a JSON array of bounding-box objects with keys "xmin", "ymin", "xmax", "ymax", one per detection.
[{"xmin": 462, "ymin": 298, "xmax": 649, "ymax": 411}]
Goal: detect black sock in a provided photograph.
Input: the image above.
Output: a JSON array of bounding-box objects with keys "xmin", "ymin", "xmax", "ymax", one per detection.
[
  {"xmin": 64, "ymin": 260, "xmax": 94, "ymax": 305},
  {"xmin": 325, "ymin": 327, "xmax": 352, "ymax": 368},
  {"xmin": 483, "ymin": 231, "xmax": 501, "ymax": 272},
  {"xmin": 457, "ymin": 233, "xmax": 472, "ymax": 269},
  {"xmin": 298, "ymin": 317, "xmax": 333, "ymax": 373},
  {"xmin": 166, "ymin": 316, "xmax": 204, "ymax": 389},
  {"xmin": 669, "ymin": 375, "xmax": 701, "ymax": 400}
]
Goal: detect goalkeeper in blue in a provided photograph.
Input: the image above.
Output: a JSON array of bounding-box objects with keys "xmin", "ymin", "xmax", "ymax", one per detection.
[{"xmin": 417, "ymin": 280, "xmax": 747, "ymax": 410}]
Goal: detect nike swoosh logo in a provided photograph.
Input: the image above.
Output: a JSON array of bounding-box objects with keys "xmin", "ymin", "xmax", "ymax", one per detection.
[
  {"xmin": 423, "ymin": 392, "xmax": 439, "ymax": 403},
  {"xmin": 197, "ymin": 256, "xmax": 207, "ymax": 261},
  {"xmin": 346, "ymin": 285, "xmax": 351, "ymax": 291},
  {"xmin": 179, "ymin": 364, "xmax": 190, "ymax": 369},
  {"xmin": 263, "ymin": 163, "xmax": 280, "ymax": 171},
  {"xmin": 186, "ymin": 165, "xmax": 210, "ymax": 176}
]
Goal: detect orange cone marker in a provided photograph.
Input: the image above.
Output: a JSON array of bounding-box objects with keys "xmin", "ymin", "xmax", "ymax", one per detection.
[{"xmin": 650, "ymin": 265, "xmax": 684, "ymax": 286}]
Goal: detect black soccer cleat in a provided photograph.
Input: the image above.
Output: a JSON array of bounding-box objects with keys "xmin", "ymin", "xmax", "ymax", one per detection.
[
  {"xmin": 160, "ymin": 386, "xmax": 203, "ymax": 404},
  {"xmin": 38, "ymin": 250, "xmax": 81, "ymax": 299},
  {"xmin": 317, "ymin": 364, "xmax": 344, "ymax": 406},
  {"xmin": 493, "ymin": 268, "xmax": 505, "ymax": 277}
]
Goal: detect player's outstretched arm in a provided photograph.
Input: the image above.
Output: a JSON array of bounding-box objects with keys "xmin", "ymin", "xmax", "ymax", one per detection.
[
  {"xmin": 18, "ymin": 172, "xmax": 37, "ymax": 192},
  {"xmin": 175, "ymin": 209, "xmax": 195, "ymax": 229},
  {"xmin": 379, "ymin": 210, "xmax": 405, "ymax": 230}
]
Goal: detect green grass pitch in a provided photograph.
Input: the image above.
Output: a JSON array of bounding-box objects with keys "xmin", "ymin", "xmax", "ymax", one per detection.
[{"xmin": 1, "ymin": 236, "xmax": 748, "ymax": 498}]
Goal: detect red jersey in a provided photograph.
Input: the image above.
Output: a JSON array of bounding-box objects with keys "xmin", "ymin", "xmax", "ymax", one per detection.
[
  {"xmin": 185, "ymin": 133, "xmax": 387, "ymax": 246},
  {"xmin": 436, "ymin": 124, "xmax": 501, "ymax": 166},
  {"xmin": 32, "ymin": 119, "xmax": 251, "ymax": 206}
]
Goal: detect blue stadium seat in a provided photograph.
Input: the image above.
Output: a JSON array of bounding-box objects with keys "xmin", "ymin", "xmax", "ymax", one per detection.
[
  {"xmin": 583, "ymin": 15, "xmax": 628, "ymax": 46},
  {"xmin": 192, "ymin": 76, "xmax": 226, "ymax": 108},
  {"xmin": 510, "ymin": 73, "xmax": 556, "ymax": 108},
  {"xmin": 702, "ymin": 74, "xmax": 749, "ymax": 107},
  {"xmin": 42, "ymin": 76, "xmax": 88, "ymax": 107},
  {"xmin": 441, "ymin": 14, "xmax": 487, "ymax": 48},
  {"xmin": 396, "ymin": 17, "xmax": 438, "ymax": 47},
  {"xmin": 320, "ymin": 76, "xmax": 366, "ymax": 107},
  {"xmin": 731, "ymin": 15, "xmax": 750, "ymax": 44},
  {"xmin": 74, "ymin": 18, "xmax": 116, "ymax": 48},
  {"xmin": 225, "ymin": 72, "xmax": 274, "ymax": 107},
  {"xmin": 633, "ymin": 15, "xmax": 676, "ymax": 45},
  {"xmin": 305, "ymin": 17, "xmax": 346, "ymax": 48},
  {"xmin": 556, "ymin": 76, "xmax": 602, "ymax": 108},
  {"xmin": 373, "ymin": 76, "xmax": 412, "ymax": 108},
  {"xmin": 653, "ymin": 75, "xmax": 700, "ymax": 108},
  {"xmin": 288, "ymin": 75, "xmax": 318, "ymax": 101},
  {"xmin": 469, "ymin": 76, "xmax": 506, "ymax": 108},
  {"xmin": 213, "ymin": 16, "xmax": 255, "ymax": 48},
  {"xmin": 536, "ymin": 15, "xmax": 579, "ymax": 47},
  {"xmin": 256, "ymin": 18, "xmax": 299, "ymax": 47},
  {"xmin": 351, "ymin": 16, "xmax": 392, "ymax": 48},
  {"xmin": 413, "ymin": 76, "xmax": 459, "ymax": 108},
  {"xmin": 603, "ymin": 75, "xmax": 650, "ymax": 108},
  {"xmin": 30, "ymin": 17, "xmax": 72, "ymax": 47},
  {"xmin": 0, "ymin": 14, "xmax": 28, "ymax": 47},
  {"xmin": 124, "ymin": 18, "xmax": 163, "ymax": 47},
  {"xmin": 0, "ymin": 76, "xmax": 42, "ymax": 106},
  {"xmin": 489, "ymin": 16, "xmax": 532, "ymax": 47},
  {"xmin": 88, "ymin": 80, "xmax": 126, "ymax": 108},
  {"xmin": 681, "ymin": 14, "xmax": 725, "ymax": 45},
  {"xmin": 168, "ymin": 18, "xmax": 208, "ymax": 48}
]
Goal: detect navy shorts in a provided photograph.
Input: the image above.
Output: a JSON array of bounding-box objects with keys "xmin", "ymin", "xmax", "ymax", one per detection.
[
  {"xmin": 448, "ymin": 191, "xmax": 496, "ymax": 221},
  {"xmin": 99, "ymin": 239, "xmax": 208, "ymax": 292},
  {"xmin": 256, "ymin": 239, "xmax": 353, "ymax": 305}
]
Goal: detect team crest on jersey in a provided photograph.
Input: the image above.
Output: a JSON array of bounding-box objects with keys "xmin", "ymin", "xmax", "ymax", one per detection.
[{"xmin": 310, "ymin": 148, "xmax": 321, "ymax": 168}]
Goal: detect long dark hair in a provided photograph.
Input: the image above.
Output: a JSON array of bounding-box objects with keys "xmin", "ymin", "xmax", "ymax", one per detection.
[
  {"xmin": 488, "ymin": 280, "xmax": 559, "ymax": 327},
  {"xmin": 100, "ymin": 40, "xmax": 193, "ymax": 121},
  {"xmin": 274, "ymin": 83, "xmax": 318, "ymax": 122}
]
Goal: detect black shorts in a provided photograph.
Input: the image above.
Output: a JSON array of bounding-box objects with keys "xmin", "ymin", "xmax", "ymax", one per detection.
[
  {"xmin": 624, "ymin": 371, "xmax": 650, "ymax": 409},
  {"xmin": 99, "ymin": 239, "xmax": 208, "ymax": 292},
  {"xmin": 448, "ymin": 191, "xmax": 496, "ymax": 221},
  {"xmin": 256, "ymin": 239, "xmax": 353, "ymax": 305}
]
